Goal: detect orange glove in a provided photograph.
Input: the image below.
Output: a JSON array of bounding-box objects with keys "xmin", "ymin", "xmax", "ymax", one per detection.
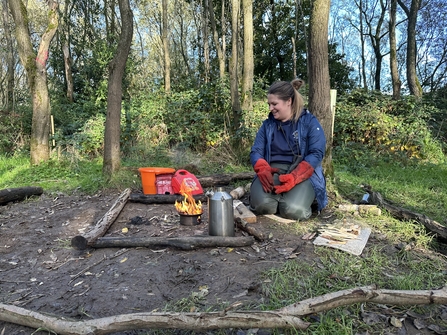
[
  {"xmin": 254, "ymin": 159, "xmax": 280, "ymax": 193},
  {"xmin": 273, "ymin": 160, "xmax": 314, "ymax": 194}
]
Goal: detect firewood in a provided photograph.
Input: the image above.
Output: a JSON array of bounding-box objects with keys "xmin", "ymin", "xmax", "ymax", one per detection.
[
  {"xmin": 230, "ymin": 186, "xmax": 245, "ymax": 199},
  {"xmin": 235, "ymin": 217, "xmax": 264, "ymax": 241},
  {"xmin": 70, "ymin": 188, "xmax": 131, "ymax": 249}
]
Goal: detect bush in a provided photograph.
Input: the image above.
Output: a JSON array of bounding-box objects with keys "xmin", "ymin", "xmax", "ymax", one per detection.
[
  {"xmin": 334, "ymin": 90, "xmax": 446, "ymax": 164},
  {"xmin": 0, "ymin": 106, "xmax": 32, "ymax": 155}
]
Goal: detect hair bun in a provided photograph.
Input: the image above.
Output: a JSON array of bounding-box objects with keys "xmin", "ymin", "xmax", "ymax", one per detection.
[{"xmin": 292, "ymin": 78, "xmax": 304, "ymax": 90}]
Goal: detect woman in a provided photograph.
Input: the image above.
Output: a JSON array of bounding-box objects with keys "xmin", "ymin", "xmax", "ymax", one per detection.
[{"xmin": 249, "ymin": 79, "xmax": 328, "ymax": 220}]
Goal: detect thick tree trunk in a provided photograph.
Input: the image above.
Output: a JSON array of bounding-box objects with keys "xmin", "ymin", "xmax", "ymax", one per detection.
[
  {"xmin": 397, "ymin": 0, "xmax": 422, "ymax": 98},
  {"xmin": 103, "ymin": 0, "xmax": 133, "ymax": 176},
  {"xmin": 307, "ymin": 0, "xmax": 332, "ymax": 177},
  {"xmin": 389, "ymin": 0, "xmax": 401, "ymax": 100},
  {"xmin": 8, "ymin": 0, "xmax": 58, "ymax": 165}
]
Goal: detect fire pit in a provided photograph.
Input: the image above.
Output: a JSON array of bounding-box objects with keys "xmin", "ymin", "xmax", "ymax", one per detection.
[
  {"xmin": 175, "ymin": 180, "xmax": 203, "ymax": 226},
  {"xmin": 179, "ymin": 213, "xmax": 201, "ymax": 226}
]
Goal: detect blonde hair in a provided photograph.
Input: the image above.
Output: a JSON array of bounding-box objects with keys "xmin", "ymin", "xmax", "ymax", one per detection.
[{"xmin": 268, "ymin": 79, "xmax": 305, "ymax": 122}]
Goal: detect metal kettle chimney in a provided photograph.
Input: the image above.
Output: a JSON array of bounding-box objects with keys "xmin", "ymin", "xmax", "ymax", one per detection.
[{"xmin": 208, "ymin": 187, "xmax": 234, "ymax": 236}]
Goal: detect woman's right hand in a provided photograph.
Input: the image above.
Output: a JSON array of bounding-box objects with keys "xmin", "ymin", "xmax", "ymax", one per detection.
[{"xmin": 253, "ymin": 159, "xmax": 280, "ymax": 192}]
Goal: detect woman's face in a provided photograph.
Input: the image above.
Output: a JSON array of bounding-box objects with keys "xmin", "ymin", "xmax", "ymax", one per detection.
[{"xmin": 267, "ymin": 94, "xmax": 292, "ymax": 122}]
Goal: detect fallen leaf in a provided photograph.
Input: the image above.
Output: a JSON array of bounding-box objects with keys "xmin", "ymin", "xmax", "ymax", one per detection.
[
  {"xmin": 120, "ymin": 257, "xmax": 128, "ymax": 263},
  {"xmin": 413, "ymin": 318, "xmax": 427, "ymax": 330},
  {"xmin": 390, "ymin": 316, "xmax": 403, "ymax": 328}
]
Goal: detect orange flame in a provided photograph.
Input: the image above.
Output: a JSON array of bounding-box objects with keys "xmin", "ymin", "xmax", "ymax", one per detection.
[{"xmin": 175, "ymin": 180, "xmax": 202, "ymax": 215}]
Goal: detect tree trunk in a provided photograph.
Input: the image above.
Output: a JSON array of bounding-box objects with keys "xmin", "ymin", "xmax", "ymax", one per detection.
[
  {"xmin": 8, "ymin": 0, "xmax": 59, "ymax": 165},
  {"xmin": 208, "ymin": 0, "xmax": 226, "ymax": 79},
  {"xmin": 103, "ymin": 0, "xmax": 133, "ymax": 176},
  {"xmin": 397, "ymin": 0, "xmax": 422, "ymax": 98},
  {"xmin": 291, "ymin": 37, "xmax": 297, "ymax": 78},
  {"xmin": 62, "ymin": 40, "xmax": 74, "ymax": 103},
  {"xmin": 358, "ymin": 0, "xmax": 368, "ymax": 89},
  {"xmin": 389, "ymin": 0, "xmax": 401, "ymax": 100},
  {"xmin": 2, "ymin": 0, "xmax": 14, "ymax": 112},
  {"xmin": 365, "ymin": 0, "xmax": 387, "ymax": 91},
  {"xmin": 241, "ymin": 0, "xmax": 253, "ymax": 114},
  {"xmin": 230, "ymin": 0, "xmax": 241, "ymax": 134},
  {"xmin": 162, "ymin": 0, "xmax": 171, "ymax": 92},
  {"xmin": 307, "ymin": 0, "xmax": 333, "ymax": 177},
  {"xmin": 221, "ymin": 0, "xmax": 227, "ymax": 71},
  {"xmin": 202, "ymin": 0, "xmax": 210, "ymax": 83}
]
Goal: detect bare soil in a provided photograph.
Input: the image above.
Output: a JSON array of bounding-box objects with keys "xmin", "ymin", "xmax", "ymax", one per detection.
[{"xmin": 0, "ymin": 188, "xmax": 446, "ymax": 335}]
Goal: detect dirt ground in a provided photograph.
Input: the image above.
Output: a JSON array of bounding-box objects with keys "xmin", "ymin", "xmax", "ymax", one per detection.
[{"xmin": 0, "ymin": 187, "xmax": 446, "ymax": 335}]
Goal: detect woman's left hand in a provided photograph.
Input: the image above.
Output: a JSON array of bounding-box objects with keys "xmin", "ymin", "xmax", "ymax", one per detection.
[{"xmin": 273, "ymin": 161, "xmax": 314, "ymax": 193}]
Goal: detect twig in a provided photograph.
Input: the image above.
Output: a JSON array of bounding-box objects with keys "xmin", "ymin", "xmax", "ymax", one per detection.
[{"xmin": 68, "ymin": 254, "xmax": 106, "ymax": 284}]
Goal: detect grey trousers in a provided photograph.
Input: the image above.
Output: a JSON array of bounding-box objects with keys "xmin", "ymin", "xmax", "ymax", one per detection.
[{"xmin": 249, "ymin": 163, "xmax": 316, "ymax": 220}]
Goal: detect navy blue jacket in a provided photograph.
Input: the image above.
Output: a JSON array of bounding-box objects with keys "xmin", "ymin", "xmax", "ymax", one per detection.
[{"xmin": 250, "ymin": 109, "xmax": 328, "ymax": 211}]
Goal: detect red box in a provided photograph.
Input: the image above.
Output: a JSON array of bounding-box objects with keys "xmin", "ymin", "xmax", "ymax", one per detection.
[{"xmin": 156, "ymin": 174, "xmax": 174, "ymax": 195}]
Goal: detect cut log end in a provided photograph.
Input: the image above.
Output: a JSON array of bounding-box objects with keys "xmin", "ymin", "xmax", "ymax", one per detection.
[{"xmin": 71, "ymin": 235, "xmax": 88, "ymax": 250}]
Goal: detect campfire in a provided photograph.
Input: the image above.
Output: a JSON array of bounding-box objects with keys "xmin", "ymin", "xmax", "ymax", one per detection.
[{"xmin": 175, "ymin": 181, "xmax": 202, "ymax": 225}]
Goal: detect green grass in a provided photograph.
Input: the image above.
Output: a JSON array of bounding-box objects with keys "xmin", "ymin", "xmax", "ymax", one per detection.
[
  {"xmin": 334, "ymin": 157, "xmax": 447, "ymax": 223},
  {"xmin": 1, "ymin": 149, "xmax": 447, "ymax": 334}
]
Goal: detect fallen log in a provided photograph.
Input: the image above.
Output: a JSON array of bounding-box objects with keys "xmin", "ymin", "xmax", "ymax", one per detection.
[
  {"xmin": 366, "ymin": 189, "xmax": 447, "ymax": 239},
  {"xmin": 235, "ymin": 217, "xmax": 264, "ymax": 241},
  {"xmin": 197, "ymin": 172, "xmax": 254, "ymax": 187},
  {"xmin": 1, "ymin": 285, "xmax": 446, "ymax": 335},
  {"xmin": 74, "ymin": 235, "xmax": 255, "ymax": 250},
  {"xmin": 129, "ymin": 193, "xmax": 208, "ymax": 204},
  {"xmin": 0, "ymin": 186, "xmax": 43, "ymax": 205},
  {"xmin": 70, "ymin": 188, "xmax": 131, "ymax": 249}
]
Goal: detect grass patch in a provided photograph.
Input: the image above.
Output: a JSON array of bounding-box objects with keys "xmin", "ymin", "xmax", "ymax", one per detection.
[{"xmin": 334, "ymin": 157, "xmax": 447, "ymax": 223}]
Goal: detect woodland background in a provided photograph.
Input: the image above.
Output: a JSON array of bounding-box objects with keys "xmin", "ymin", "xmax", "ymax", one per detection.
[{"xmin": 0, "ymin": 0, "xmax": 446, "ymax": 176}]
